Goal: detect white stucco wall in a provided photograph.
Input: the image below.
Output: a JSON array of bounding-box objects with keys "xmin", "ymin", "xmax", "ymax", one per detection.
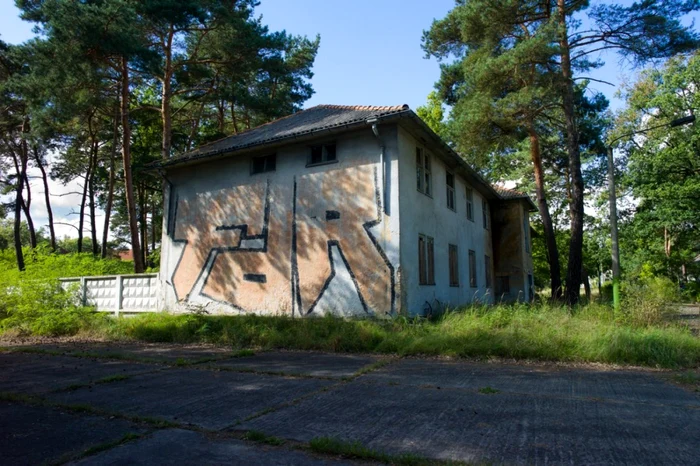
[
  {"xmin": 397, "ymin": 127, "xmax": 494, "ymax": 316},
  {"xmin": 159, "ymin": 126, "xmax": 401, "ymax": 316}
]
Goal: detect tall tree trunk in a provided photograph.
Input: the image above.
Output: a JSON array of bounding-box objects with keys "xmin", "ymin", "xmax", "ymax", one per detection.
[
  {"xmin": 151, "ymin": 195, "xmax": 157, "ymax": 252},
  {"xmin": 12, "ymin": 136, "xmax": 36, "ymax": 249},
  {"xmin": 557, "ymin": 0, "xmax": 585, "ymax": 305},
  {"xmin": 139, "ymin": 182, "xmax": 147, "ymax": 266},
  {"xmin": 120, "ymin": 56, "xmax": 145, "ymax": 273},
  {"xmin": 89, "ymin": 141, "xmax": 98, "ymax": 256},
  {"xmin": 528, "ymin": 126, "xmax": 563, "ymax": 300},
  {"xmin": 34, "ymin": 147, "xmax": 56, "ymax": 251},
  {"xmin": 161, "ymin": 24, "xmax": 174, "ymax": 159},
  {"xmin": 77, "ymin": 158, "xmax": 92, "ymax": 254},
  {"xmin": 13, "ymin": 125, "xmax": 29, "ymax": 271},
  {"xmin": 101, "ymin": 105, "xmax": 118, "ymax": 258}
]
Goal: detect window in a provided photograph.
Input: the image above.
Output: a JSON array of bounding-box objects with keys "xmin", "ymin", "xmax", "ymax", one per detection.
[
  {"xmin": 418, "ymin": 234, "xmax": 435, "ymax": 285},
  {"xmin": 528, "ymin": 274, "xmax": 534, "ymax": 301},
  {"xmin": 497, "ymin": 276, "xmax": 510, "ymax": 295},
  {"xmin": 449, "ymin": 244, "xmax": 459, "ymax": 287},
  {"xmin": 482, "ymin": 199, "xmax": 490, "ymax": 230},
  {"xmin": 469, "ymin": 250, "xmax": 477, "ymax": 288},
  {"xmin": 466, "ymin": 187, "xmax": 474, "ymax": 221},
  {"xmin": 416, "ymin": 147, "xmax": 432, "ymax": 196},
  {"xmin": 485, "ymin": 255, "xmax": 492, "ymax": 288},
  {"xmin": 523, "ymin": 209, "xmax": 530, "ymax": 253},
  {"xmin": 308, "ymin": 143, "xmax": 337, "ymax": 166},
  {"xmin": 251, "ymin": 153, "xmax": 276, "ymax": 174},
  {"xmin": 446, "ymin": 172, "xmax": 455, "ymax": 211}
]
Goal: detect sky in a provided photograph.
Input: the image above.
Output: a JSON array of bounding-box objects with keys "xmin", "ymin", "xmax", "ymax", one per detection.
[{"xmin": 0, "ymin": 0, "xmax": 697, "ymax": 240}]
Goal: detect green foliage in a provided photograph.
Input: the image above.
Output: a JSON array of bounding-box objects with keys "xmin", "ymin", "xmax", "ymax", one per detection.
[
  {"xmin": 309, "ymin": 437, "xmax": 429, "ymax": 465},
  {"xmin": 619, "ymin": 277, "xmax": 680, "ymax": 327},
  {"xmin": 0, "ymin": 281, "xmax": 102, "ymax": 336},
  {"xmin": 415, "ymin": 91, "xmax": 449, "ymax": 141}
]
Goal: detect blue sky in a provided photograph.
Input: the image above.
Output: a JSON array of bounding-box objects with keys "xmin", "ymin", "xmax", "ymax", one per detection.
[
  {"xmin": 4, "ymin": 0, "xmax": 693, "ymax": 112},
  {"xmin": 0, "ymin": 0, "xmax": 697, "ymax": 239}
]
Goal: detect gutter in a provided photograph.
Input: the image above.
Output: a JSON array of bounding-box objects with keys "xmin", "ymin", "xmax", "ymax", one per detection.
[{"xmin": 366, "ymin": 118, "xmax": 389, "ymax": 215}]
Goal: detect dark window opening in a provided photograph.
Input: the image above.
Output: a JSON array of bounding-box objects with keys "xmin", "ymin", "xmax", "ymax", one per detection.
[
  {"xmin": 449, "ymin": 244, "xmax": 459, "ymax": 287},
  {"xmin": 251, "ymin": 153, "xmax": 276, "ymax": 174},
  {"xmin": 309, "ymin": 143, "xmax": 337, "ymax": 165},
  {"xmin": 497, "ymin": 276, "xmax": 510, "ymax": 295},
  {"xmin": 419, "ymin": 234, "xmax": 435, "ymax": 285},
  {"xmin": 446, "ymin": 172, "xmax": 455, "ymax": 211},
  {"xmin": 485, "ymin": 255, "xmax": 492, "ymax": 289},
  {"xmin": 469, "ymin": 250, "xmax": 477, "ymax": 288}
]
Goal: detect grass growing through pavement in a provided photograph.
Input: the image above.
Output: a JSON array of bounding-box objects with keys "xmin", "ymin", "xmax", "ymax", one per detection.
[
  {"xmin": 309, "ymin": 437, "xmax": 432, "ymax": 465},
  {"xmin": 243, "ymin": 430, "xmax": 285, "ymax": 446},
  {"xmin": 2, "ymin": 301, "xmax": 699, "ymax": 369}
]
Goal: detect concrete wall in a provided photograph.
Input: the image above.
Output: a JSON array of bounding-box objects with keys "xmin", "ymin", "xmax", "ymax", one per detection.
[
  {"xmin": 160, "ymin": 126, "xmax": 401, "ymax": 317},
  {"xmin": 397, "ymin": 127, "xmax": 494, "ymax": 316},
  {"xmin": 60, "ymin": 274, "xmax": 159, "ymax": 314},
  {"xmin": 491, "ymin": 201, "xmax": 533, "ymax": 302}
]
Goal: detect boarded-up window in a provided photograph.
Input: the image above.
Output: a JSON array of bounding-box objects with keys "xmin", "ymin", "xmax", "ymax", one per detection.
[
  {"xmin": 251, "ymin": 153, "xmax": 276, "ymax": 174},
  {"xmin": 446, "ymin": 172, "xmax": 455, "ymax": 211},
  {"xmin": 449, "ymin": 244, "xmax": 459, "ymax": 286},
  {"xmin": 416, "ymin": 147, "xmax": 432, "ymax": 196},
  {"xmin": 466, "ymin": 187, "xmax": 474, "ymax": 221},
  {"xmin": 419, "ymin": 234, "xmax": 435, "ymax": 285},
  {"xmin": 469, "ymin": 250, "xmax": 477, "ymax": 288},
  {"xmin": 482, "ymin": 199, "xmax": 490, "ymax": 230},
  {"xmin": 485, "ymin": 255, "xmax": 492, "ymax": 288}
]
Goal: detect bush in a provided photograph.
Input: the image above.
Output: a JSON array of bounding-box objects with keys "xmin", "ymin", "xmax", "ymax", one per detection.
[
  {"xmin": 620, "ymin": 276, "xmax": 679, "ymax": 327},
  {"xmin": 0, "ymin": 280, "xmax": 103, "ymax": 336}
]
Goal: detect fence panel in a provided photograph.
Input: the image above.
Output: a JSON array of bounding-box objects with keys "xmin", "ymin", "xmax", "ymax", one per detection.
[{"xmin": 59, "ymin": 273, "xmax": 159, "ymax": 315}]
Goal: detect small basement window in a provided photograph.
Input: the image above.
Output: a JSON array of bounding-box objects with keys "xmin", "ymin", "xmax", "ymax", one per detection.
[
  {"xmin": 308, "ymin": 143, "xmax": 337, "ymax": 166},
  {"xmin": 251, "ymin": 153, "xmax": 276, "ymax": 174}
]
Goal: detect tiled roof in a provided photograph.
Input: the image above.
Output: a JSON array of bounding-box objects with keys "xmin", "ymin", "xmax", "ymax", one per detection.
[
  {"xmin": 492, "ymin": 185, "xmax": 537, "ymax": 209},
  {"xmin": 166, "ymin": 104, "xmax": 409, "ymax": 164}
]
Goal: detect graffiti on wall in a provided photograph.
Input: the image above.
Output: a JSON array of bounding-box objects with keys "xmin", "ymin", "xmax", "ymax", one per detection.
[{"xmin": 167, "ymin": 164, "xmax": 395, "ymax": 315}]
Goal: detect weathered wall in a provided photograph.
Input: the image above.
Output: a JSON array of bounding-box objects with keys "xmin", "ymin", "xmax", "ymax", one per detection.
[
  {"xmin": 160, "ymin": 127, "xmax": 400, "ymax": 316},
  {"xmin": 491, "ymin": 201, "xmax": 533, "ymax": 302},
  {"xmin": 397, "ymin": 127, "xmax": 494, "ymax": 315}
]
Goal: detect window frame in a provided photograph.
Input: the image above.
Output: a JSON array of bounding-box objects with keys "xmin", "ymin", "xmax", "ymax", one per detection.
[
  {"xmin": 250, "ymin": 153, "xmax": 277, "ymax": 175},
  {"xmin": 469, "ymin": 250, "xmax": 477, "ymax": 288},
  {"xmin": 448, "ymin": 244, "xmax": 459, "ymax": 287},
  {"xmin": 418, "ymin": 234, "xmax": 435, "ymax": 286},
  {"xmin": 466, "ymin": 187, "xmax": 474, "ymax": 221},
  {"xmin": 307, "ymin": 142, "xmax": 337, "ymax": 167},
  {"xmin": 416, "ymin": 147, "xmax": 432, "ymax": 197},
  {"xmin": 482, "ymin": 199, "xmax": 490, "ymax": 230},
  {"xmin": 446, "ymin": 171, "xmax": 456, "ymax": 212}
]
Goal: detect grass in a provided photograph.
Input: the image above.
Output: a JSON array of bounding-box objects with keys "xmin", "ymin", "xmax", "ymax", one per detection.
[
  {"xmin": 308, "ymin": 437, "xmax": 465, "ymax": 465},
  {"xmin": 243, "ymin": 430, "xmax": 285, "ymax": 446},
  {"xmin": 2, "ymin": 301, "xmax": 699, "ymax": 369},
  {"xmin": 478, "ymin": 386, "xmax": 500, "ymax": 394}
]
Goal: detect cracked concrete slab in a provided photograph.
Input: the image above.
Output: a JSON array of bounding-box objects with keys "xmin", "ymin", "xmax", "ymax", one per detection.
[
  {"xmin": 212, "ymin": 351, "xmax": 382, "ymax": 378},
  {"xmin": 361, "ymin": 359, "xmax": 700, "ymax": 407},
  {"xmin": 48, "ymin": 368, "xmax": 335, "ymax": 430},
  {"xmin": 69, "ymin": 428, "xmax": 353, "ymax": 465},
  {"xmin": 0, "ymin": 401, "xmax": 147, "ymax": 466},
  {"xmin": 241, "ymin": 377, "xmax": 700, "ymax": 465},
  {"xmin": 0, "ymin": 353, "xmax": 159, "ymax": 394}
]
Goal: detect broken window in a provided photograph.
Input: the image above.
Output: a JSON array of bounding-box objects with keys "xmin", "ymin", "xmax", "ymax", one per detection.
[
  {"xmin": 416, "ymin": 147, "xmax": 432, "ymax": 196},
  {"xmin": 251, "ymin": 153, "xmax": 276, "ymax": 174},
  {"xmin": 446, "ymin": 172, "xmax": 455, "ymax": 211},
  {"xmin": 466, "ymin": 187, "xmax": 474, "ymax": 221},
  {"xmin": 308, "ymin": 143, "xmax": 337, "ymax": 165}
]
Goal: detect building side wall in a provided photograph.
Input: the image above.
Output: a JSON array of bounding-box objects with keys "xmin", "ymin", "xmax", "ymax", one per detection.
[
  {"xmin": 159, "ymin": 126, "xmax": 401, "ymax": 316},
  {"xmin": 492, "ymin": 201, "xmax": 533, "ymax": 302},
  {"xmin": 397, "ymin": 127, "xmax": 494, "ymax": 316}
]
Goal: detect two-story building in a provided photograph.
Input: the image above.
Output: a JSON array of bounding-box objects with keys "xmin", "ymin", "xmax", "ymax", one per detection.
[{"xmin": 152, "ymin": 104, "xmax": 535, "ymax": 317}]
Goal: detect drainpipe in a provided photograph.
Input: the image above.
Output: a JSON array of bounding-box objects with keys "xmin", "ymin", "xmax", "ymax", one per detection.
[{"xmin": 367, "ymin": 119, "xmax": 388, "ymax": 215}]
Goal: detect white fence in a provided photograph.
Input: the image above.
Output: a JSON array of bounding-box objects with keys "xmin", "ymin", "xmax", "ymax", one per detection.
[{"xmin": 59, "ymin": 274, "xmax": 159, "ymax": 315}]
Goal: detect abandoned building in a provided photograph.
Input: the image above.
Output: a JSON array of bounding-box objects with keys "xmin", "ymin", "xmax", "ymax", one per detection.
[{"xmin": 153, "ymin": 104, "xmax": 535, "ymax": 317}]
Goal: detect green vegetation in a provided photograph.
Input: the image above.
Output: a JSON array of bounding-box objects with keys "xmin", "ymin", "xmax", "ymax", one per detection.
[
  {"xmin": 308, "ymin": 437, "xmax": 451, "ymax": 466},
  {"xmin": 1, "ymin": 285, "xmax": 698, "ymax": 368},
  {"xmin": 478, "ymin": 387, "xmax": 500, "ymax": 395},
  {"xmin": 243, "ymin": 430, "xmax": 285, "ymax": 446}
]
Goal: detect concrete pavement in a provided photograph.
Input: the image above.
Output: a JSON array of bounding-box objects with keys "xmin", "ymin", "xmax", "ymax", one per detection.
[{"xmin": 0, "ymin": 342, "xmax": 698, "ymax": 465}]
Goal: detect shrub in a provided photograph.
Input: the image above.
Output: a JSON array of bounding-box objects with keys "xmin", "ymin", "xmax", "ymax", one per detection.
[{"xmin": 620, "ymin": 276, "xmax": 679, "ymax": 327}]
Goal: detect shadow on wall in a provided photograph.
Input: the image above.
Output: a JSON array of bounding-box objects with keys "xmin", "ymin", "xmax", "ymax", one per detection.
[{"xmin": 167, "ymin": 162, "xmax": 395, "ymax": 316}]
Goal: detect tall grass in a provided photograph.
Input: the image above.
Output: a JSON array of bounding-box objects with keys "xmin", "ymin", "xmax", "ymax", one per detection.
[{"xmin": 7, "ymin": 302, "xmax": 689, "ymax": 369}]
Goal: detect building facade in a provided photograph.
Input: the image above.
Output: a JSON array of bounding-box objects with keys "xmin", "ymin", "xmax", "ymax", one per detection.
[{"xmin": 154, "ymin": 105, "xmax": 534, "ymax": 317}]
